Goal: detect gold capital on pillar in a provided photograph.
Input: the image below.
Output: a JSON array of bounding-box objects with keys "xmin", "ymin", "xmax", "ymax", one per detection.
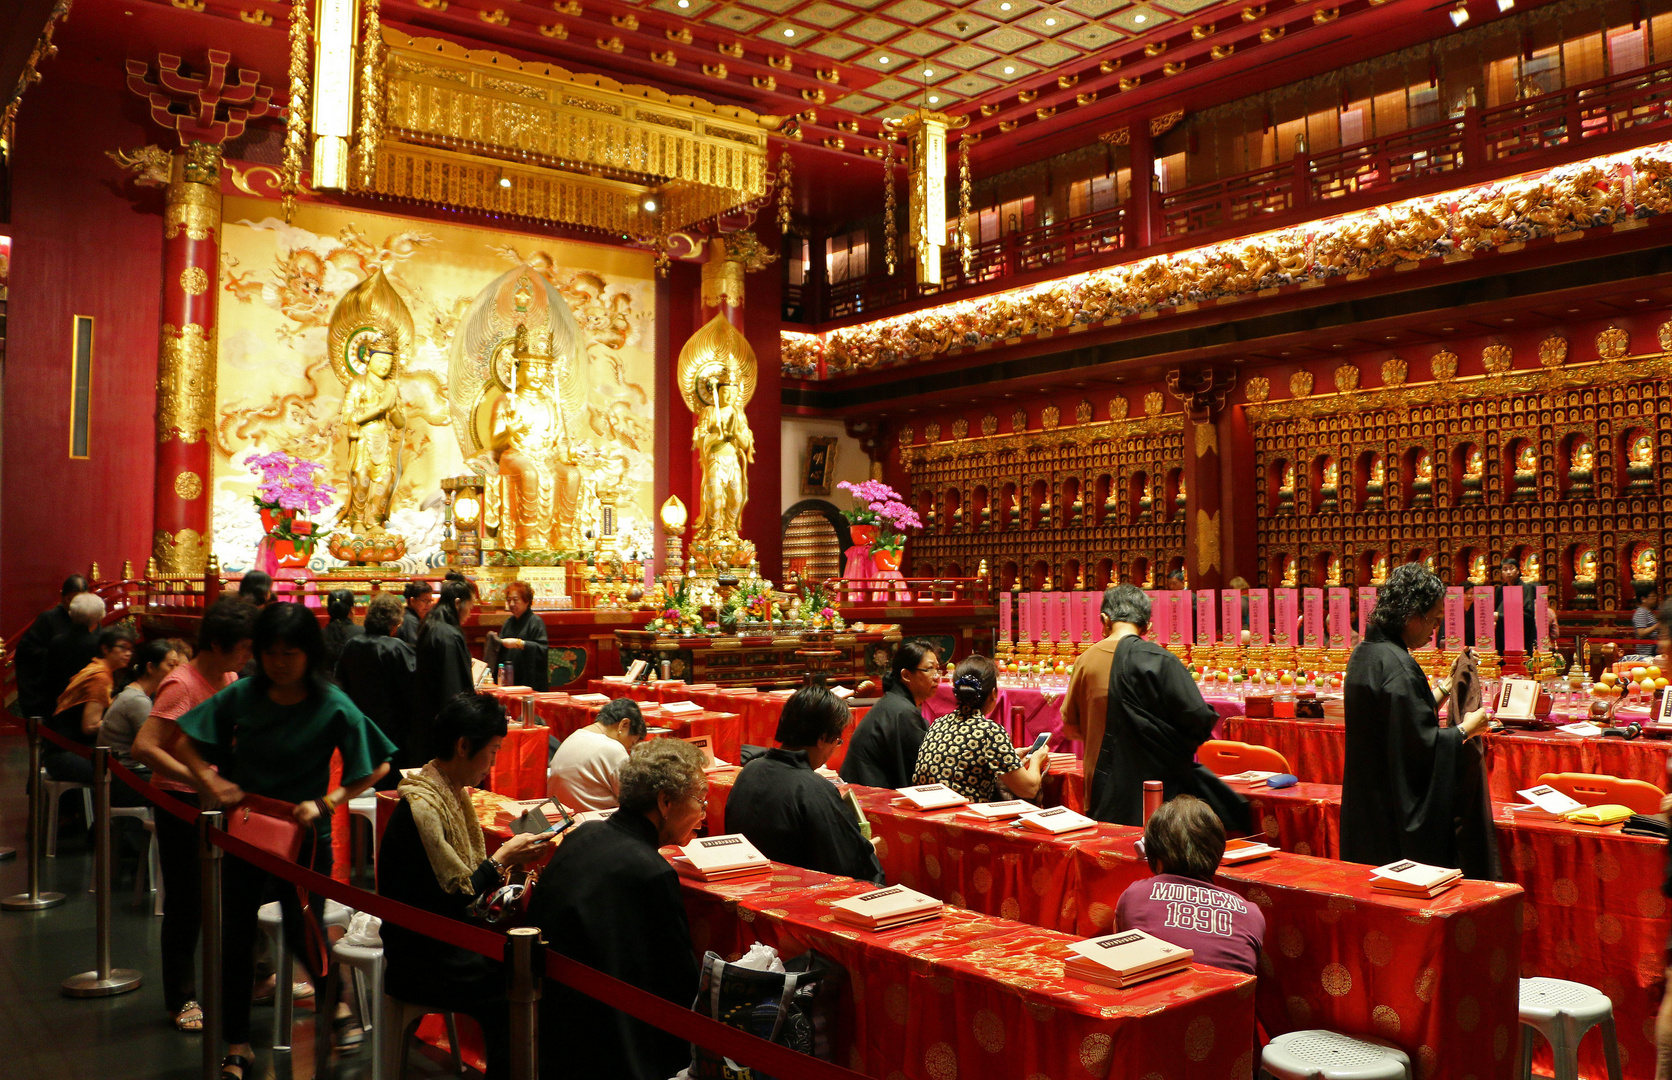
[
  {"xmin": 163, "ymin": 143, "xmax": 223, "ymax": 239},
  {"xmin": 700, "ymin": 232, "xmax": 778, "ymax": 310}
]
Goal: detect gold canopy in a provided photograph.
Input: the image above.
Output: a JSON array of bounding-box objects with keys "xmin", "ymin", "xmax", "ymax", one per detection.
[{"xmin": 372, "ymin": 30, "xmax": 782, "ymax": 235}]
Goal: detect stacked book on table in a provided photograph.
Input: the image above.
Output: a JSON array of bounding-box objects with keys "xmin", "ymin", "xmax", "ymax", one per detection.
[
  {"xmin": 674, "ymin": 834, "xmax": 771, "ymax": 882},
  {"xmin": 958, "ymin": 800, "xmax": 1032, "ymax": 821},
  {"xmin": 1047, "ymin": 752, "xmax": 1078, "ymax": 772},
  {"xmin": 1507, "ymin": 785, "xmax": 1586, "ymax": 821},
  {"xmin": 1018, "ymin": 806, "xmax": 1098, "ymax": 835},
  {"xmin": 1369, "ymin": 860, "xmax": 1461, "ymax": 898},
  {"xmin": 1219, "ymin": 837, "xmax": 1279, "ymax": 864},
  {"xmin": 893, "ymin": 783, "xmax": 970, "ymax": 811},
  {"xmin": 831, "ymin": 885, "xmax": 944, "ymax": 930},
  {"xmin": 1064, "ymin": 929, "xmax": 1194, "ymax": 988}
]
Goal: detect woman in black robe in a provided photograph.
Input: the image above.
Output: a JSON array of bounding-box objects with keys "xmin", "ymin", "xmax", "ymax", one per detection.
[
  {"xmin": 336, "ymin": 592, "xmax": 419, "ymax": 784},
  {"xmin": 840, "ymin": 639, "xmax": 939, "ymax": 789},
  {"xmin": 416, "ymin": 579, "xmax": 477, "ymax": 760},
  {"xmin": 1341, "ymin": 562, "xmax": 1495, "ymax": 877},
  {"xmin": 527, "ymin": 738, "xmax": 706, "ymax": 1080},
  {"xmin": 1087, "ymin": 584, "xmax": 1250, "ymax": 833},
  {"xmin": 488, "ymin": 580, "xmax": 549, "ymax": 691}
]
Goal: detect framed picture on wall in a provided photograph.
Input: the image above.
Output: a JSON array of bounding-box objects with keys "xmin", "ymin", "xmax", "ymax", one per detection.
[{"xmin": 801, "ymin": 436, "xmax": 839, "ymax": 496}]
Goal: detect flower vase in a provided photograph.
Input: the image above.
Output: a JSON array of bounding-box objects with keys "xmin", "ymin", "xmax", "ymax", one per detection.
[
  {"xmin": 873, "ymin": 548, "xmax": 902, "ymax": 573},
  {"xmin": 260, "ymin": 507, "xmax": 281, "ymax": 533},
  {"xmin": 272, "ymin": 519, "xmax": 314, "ymax": 568},
  {"xmin": 849, "ymin": 524, "xmax": 879, "ymax": 550}
]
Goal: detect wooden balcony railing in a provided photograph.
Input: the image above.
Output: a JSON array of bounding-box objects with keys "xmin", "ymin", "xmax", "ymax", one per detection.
[{"xmin": 790, "ymin": 59, "xmax": 1672, "ymax": 334}]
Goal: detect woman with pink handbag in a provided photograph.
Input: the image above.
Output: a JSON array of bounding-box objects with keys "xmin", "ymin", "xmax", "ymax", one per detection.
[{"xmin": 168, "ymin": 602, "xmax": 397, "ymax": 1080}]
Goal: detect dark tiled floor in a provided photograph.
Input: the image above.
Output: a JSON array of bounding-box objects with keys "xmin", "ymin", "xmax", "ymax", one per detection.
[{"xmin": 0, "ymin": 733, "xmax": 456, "ymax": 1080}]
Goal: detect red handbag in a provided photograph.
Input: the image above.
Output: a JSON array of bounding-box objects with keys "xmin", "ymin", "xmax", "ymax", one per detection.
[{"xmin": 224, "ymin": 793, "xmax": 305, "ymax": 862}]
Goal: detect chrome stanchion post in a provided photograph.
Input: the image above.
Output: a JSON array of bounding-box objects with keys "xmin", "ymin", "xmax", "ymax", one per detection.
[
  {"xmin": 199, "ymin": 809, "xmax": 224, "ymax": 1080},
  {"xmin": 63, "ymin": 747, "xmax": 143, "ymax": 996},
  {"xmin": 506, "ymin": 927, "xmax": 544, "ymax": 1080},
  {"xmin": 3, "ymin": 717, "xmax": 66, "ymax": 910}
]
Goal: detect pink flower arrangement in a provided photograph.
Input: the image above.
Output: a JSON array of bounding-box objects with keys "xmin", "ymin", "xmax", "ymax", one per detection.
[
  {"xmin": 820, "ymin": 606, "xmax": 837, "ymax": 620},
  {"xmin": 247, "ymin": 451, "xmax": 336, "ymax": 516},
  {"xmin": 837, "ymin": 479, "xmax": 920, "ymax": 557}
]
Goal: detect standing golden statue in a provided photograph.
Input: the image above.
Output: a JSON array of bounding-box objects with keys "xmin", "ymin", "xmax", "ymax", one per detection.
[
  {"xmin": 484, "ymin": 323, "xmax": 584, "ymax": 551},
  {"xmin": 678, "ymin": 314, "xmax": 758, "ymax": 556},
  {"xmin": 328, "ymin": 268, "xmax": 416, "ymax": 531}
]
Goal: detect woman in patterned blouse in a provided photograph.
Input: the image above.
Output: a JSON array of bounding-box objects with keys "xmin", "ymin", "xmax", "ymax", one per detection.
[{"xmin": 913, "ymin": 655, "xmax": 1049, "ymax": 803}]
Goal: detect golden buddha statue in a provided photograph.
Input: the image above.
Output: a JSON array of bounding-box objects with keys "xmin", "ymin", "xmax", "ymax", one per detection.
[
  {"xmin": 1281, "ymin": 557, "xmax": 1298, "ymax": 587},
  {"xmin": 1626, "ymin": 432, "xmax": 1656, "ymax": 494},
  {"xmin": 1068, "ymin": 489, "xmax": 1085, "ymax": 528},
  {"xmin": 1634, "ymin": 545, "xmax": 1659, "ymax": 584},
  {"xmin": 340, "ymin": 335, "xmax": 406, "ymax": 530},
  {"xmin": 1325, "ymin": 552, "xmax": 1341, "ymax": 586},
  {"xmin": 1137, "ymin": 479, "xmax": 1154, "ymax": 521},
  {"xmin": 1422, "ymin": 553, "xmax": 1437, "ymax": 575},
  {"xmin": 1370, "ymin": 552, "xmax": 1389, "ymax": 584},
  {"xmin": 1567, "ymin": 439, "xmax": 1594, "ymax": 497},
  {"xmin": 1174, "ymin": 475, "xmax": 1187, "ymax": 517},
  {"xmin": 1511, "ymin": 441, "xmax": 1539, "ymax": 502},
  {"xmin": 1459, "ymin": 445, "xmax": 1484, "ymax": 505},
  {"xmin": 1572, "ymin": 547, "xmax": 1599, "ymax": 609},
  {"xmin": 1410, "ymin": 452, "xmax": 1434, "ymax": 508},
  {"xmin": 679, "ymin": 314, "xmax": 759, "ymax": 556},
  {"xmin": 1319, "ymin": 457, "xmax": 1339, "ymax": 513},
  {"xmin": 1364, "ymin": 454, "xmax": 1386, "ymax": 511},
  {"xmin": 1522, "ymin": 550, "xmax": 1542, "ymax": 582},
  {"xmin": 952, "ymin": 503, "xmax": 965, "ymax": 530},
  {"xmin": 1009, "ymin": 491, "xmax": 1023, "ymax": 530},
  {"xmin": 1468, "ymin": 552, "xmax": 1487, "ymax": 585},
  {"xmin": 486, "ymin": 324, "xmax": 584, "ymax": 551},
  {"xmin": 1276, "ymin": 461, "xmax": 1297, "ymax": 514}
]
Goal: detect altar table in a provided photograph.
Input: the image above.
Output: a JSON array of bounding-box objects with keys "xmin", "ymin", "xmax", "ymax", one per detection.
[
  {"xmin": 851, "ymin": 786, "xmax": 1523, "ymax": 1080},
  {"xmin": 679, "ymin": 861, "xmax": 1259, "ymax": 1080},
  {"xmin": 1223, "ymin": 715, "xmax": 1672, "ymax": 801}
]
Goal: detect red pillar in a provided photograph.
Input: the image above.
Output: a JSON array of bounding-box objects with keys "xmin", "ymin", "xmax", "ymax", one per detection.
[
  {"xmin": 1128, "ymin": 125, "xmax": 1156, "ymax": 249},
  {"xmin": 151, "ymin": 144, "xmax": 221, "ymax": 576}
]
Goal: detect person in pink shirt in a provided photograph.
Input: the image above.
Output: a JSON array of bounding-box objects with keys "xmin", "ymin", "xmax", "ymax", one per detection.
[
  {"xmin": 1115, "ymin": 794, "xmax": 1266, "ymax": 976},
  {"xmin": 132, "ymin": 598, "xmax": 254, "ymax": 1033}
]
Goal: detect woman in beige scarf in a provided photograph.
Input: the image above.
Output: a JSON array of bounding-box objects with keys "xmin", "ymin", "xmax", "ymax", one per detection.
[{"xmin": 377, "ymin": 692, "xmax": 551, "ymax": 1080}]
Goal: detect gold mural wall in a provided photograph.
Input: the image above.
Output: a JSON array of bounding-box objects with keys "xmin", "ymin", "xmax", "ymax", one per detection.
[{"xmin": 212, "ymin": 196, "xmax": 657, "ymax": 568}]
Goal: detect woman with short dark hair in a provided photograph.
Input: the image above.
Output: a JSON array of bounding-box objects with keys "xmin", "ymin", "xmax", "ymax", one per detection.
[
  {"xmin": 914, "ymin": 655, "xmax": 1049, "ymax": 802},
  {"xmin": 378, "ymin": 692, "xmax": 553, "ymax": 1080},
  {"xmin": 529, "ymin": 739, "xmax": 707, "ymax": 1080},
  {"xmin": 320, "ymin": 588, "xmax": 362, "ymax": 670},
  {"xmin": 1084, "ymin": 584, "xmax": 1248, "ymax": 832},
  {"xmin": 416, "ymin": 579, "xmax": 478, "ymax": 759},
  {"xmin": 489, "ymin": 580, "xmax": 550, "ymax": 690},
  {"xmin": 1115, "ymin": 795, "xmax": 1265, "ymax": 975},
  {"xmin": 727, "ymin": 681, "xmax": 884, "ymax": 883},
  {"xmin": 1341, "ymin": 561, "xmax": 1494, "ymax": 877},
  {"xmin": 168, "ymin": 602, "xmax": 396, "ymax": 1080},
  {"xmin": 840, "ymin": 639, "xmax": 939, "ymax": 789}
]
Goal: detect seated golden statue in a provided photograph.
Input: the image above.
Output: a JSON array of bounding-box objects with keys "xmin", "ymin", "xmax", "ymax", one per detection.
[
  {"xmin": 486, "ymin": 324, "xmax": 583, "ymax": 551},
  {"xmin": 1511, "ymin": 442, "xmax": 1539, "ymax": 501},
  {"xmin": 1468, "ymin": 553, "xmax": 1487, "ymax": 585},
  {"xmin": 1363, "ymin": 455, "xmax": 1386, "ymax": 510},
  {"xmin": 1319, "ymin": 458, "xmax": 1339, "ymax": 512},
  {"xmin": 1370, "ymin": 553, "xmax": 1389, "ymax": 584},
  {"xmin": 1568, "ymin": 439, "xmax": 1595, "ymax": 497},
  {"xmin": 1634, "ymin": 546, "xmax": 1659, "ymax": 583},
  {"xmin": 1627, "ymin": 432, "xmax": 1656, "ymax": 493},
  {"xmin": 1410, "ymin": 452, "xmax": 1434, "ymax": 507},
  {"xmin": 1276, "ymin": 462, "xmax": 1296, "ymax": 514},
  {"xmin": 1459, "ymin": 446, "xmax": 1484, "ymax": 505}
]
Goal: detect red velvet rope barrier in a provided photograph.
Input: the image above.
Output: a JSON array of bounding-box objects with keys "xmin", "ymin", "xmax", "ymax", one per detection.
[{"xmin": 26, "ymin": 721, "xmax": 870, "ymax": 1080}]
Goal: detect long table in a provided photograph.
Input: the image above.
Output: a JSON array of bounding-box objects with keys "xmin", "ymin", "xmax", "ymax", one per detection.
[
  {"xmin": 1223, "ymin": 715, "xmax": 1672, "ymax": 801},
  {"xmin": 679, "ymin": 860, "xmax": 1259, "ymax": 1080}
]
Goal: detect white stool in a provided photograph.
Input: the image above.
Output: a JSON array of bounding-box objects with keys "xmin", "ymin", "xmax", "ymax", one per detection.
[
  {"xmin": 38, "ymin": 767, "xmax": 93, "ymax": 857},
  {"xmin": 332, "ymin": 941, "xmax": 387, "ymax": 1078},
  {"xmin": 105, "ymin": 805, "xmax": 157, "ymax": 908},
  {"xmin": 348, "ymin": 795, "xmax": 379, "ymax": 880},
  {"xmin": 381, "ymin": 994, "xmax": 465, "ymax": 1080},
  {"xmin": 258, "ymin": 898, "xmax": 353, "ymax": 1051},
  {"xmin": 1261, "ymin": 1030, "xmax": 1412, "ymax": 1080},
  {"xmin": 1518, "ymin": 977, "xmax": 1623, "ymax": 1080}
]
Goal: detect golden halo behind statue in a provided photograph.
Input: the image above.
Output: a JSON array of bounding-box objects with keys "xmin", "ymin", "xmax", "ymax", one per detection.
[
  {"xmin": 327, "ymin": 268, "xmax": 414, "ymax": 385},
  {"xmin": 676, "ymin": 313, "xmax": 757, "ymax": 414}
]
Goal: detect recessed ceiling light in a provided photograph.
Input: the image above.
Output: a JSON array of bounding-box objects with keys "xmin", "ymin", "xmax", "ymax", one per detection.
[
  {"xmin": 1637, "ymin": 297, "xmax": 1651, "ymax": 302},
  {"xmin": 1386, "ymin": 335, "xmax": 1396, "ymax": 341},
  {"xmin": 498, "ymin": 176, "xmax": 512, "ymax": 188},
  {"xmin": 1503, "ymin": 317, "xmax": 1514, "ymax": 323},
  {"xmin": 1133, "ymin": 12, "xmax": 1146, "ymax": 22},
  {"xmin": 1000, "ymin": 2, "xmax": 1011, "ymax": 9},
  {"xmin": 1003, "ymin": 65, "xmax": 1015, "ymax": 73},
  {"xmin": 678, "ymin": 0, "xmax": 689, "ymax": 6},
  {"xmin": 928, "ymin": 95, "xmax": 940, "ymax": 102},
  {"xmin": 784, "ymin": 27, "xmax": 795, "ymax": 36},
  {"xmin": 879, "ymin": 55, "xmax": 890, "ymax": 63},
  {"xmin": 1567, "ymin": 308, "xmax": 1580, "ymax": 313},
  {"xmin": 923, "ymin": 68, "xmax": 933, "ymax": 76},
  {"xmin": 1045, "ymin": 16, "xmax": 1056, "ymax": 24},
  {"xmin": 1449, "ymin": 2, "xmax": 1469, "ymax": 26}
]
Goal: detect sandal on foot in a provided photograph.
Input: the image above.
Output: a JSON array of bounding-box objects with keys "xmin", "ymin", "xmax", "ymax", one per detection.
[
  {"xmin": 333, "ymin": 1012, "xmax": 365, "ymax": 1053},
  {"xmin": 220, "ymin": 1053, "xmax": 252, "ymax": 1080},
  {"xmin": 252, "ymin": 973, "xmax": 315, "ymax": 1004},
  {"xmin": 174, "ymin": 1001, "xmax": 203, "ymax": 1033}
]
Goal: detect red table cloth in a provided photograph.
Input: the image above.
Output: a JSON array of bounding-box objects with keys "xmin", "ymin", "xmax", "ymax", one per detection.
[
  {"xmin": 853, "ymin": 786, "xmax": 1524, "ymax": 1080},
  {"xmin": 1224, "ymin": 715, "xmax": 1672, "ymax": 801},
  {"xmin": 680, "ymin": 860, "xmax": 1258, "ymax": 1080},
  {"xmin": 922, "ymin": 683, "xmax": 1242, "ymax": 750},
  {"xmin": 586, "ymin": 679, "xmax": 871, "ymax": 768},
  {"xmin": 533, "ymin": 693, "xmax": 743, "ymax": 765}
]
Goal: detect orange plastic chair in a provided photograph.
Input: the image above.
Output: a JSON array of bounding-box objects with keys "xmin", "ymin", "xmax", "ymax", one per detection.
[
  {"xmin": 1199, "ymin": 740, "xmax": 1292, "ymax": 777},
  {"xmin": 1536, "ymin": 771, "xmax": 1666, "ymax": 816}
]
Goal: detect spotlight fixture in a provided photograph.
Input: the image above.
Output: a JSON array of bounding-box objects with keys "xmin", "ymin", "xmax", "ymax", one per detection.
[
  {"xmin": 497, "ymin": 173, "xmax": 511, "ymax": 188},
  {"xmin": 878, "ymin": 55, "xmax": 890, "ymax": 63},
  {"xmin": 1133, "ymin": 12, "xmax": 1146, "ymax": 23},
  {"xmin": 1449, "ymin": 2, "xmax": 1469, "ymax": 25},
  {"xmin": 928, "ymin": 94, "xmax": 940, "ymax": 102},
  {"xmin": 923, "ymin": 67, "xmax": 933, "ymax": 76},
  {"xmin": 678, "ymin": 0, "xmax": 689, "ymax": 6},
  {"xmin": 1003, "ymin": 65, "xmax": 1015, "ymax": 74},
  {"xmin": 999, "ymin": 2, "xmax": 1011, "ymax": 10},
  {"xmin": 641, "ymin": 194, "xmax": 660, "ymax": 213},
  {"xmin": 1045, "ymin": 16, "xmax": 1055, "ymax": 24},
  {"xmin": 783, "ymin": 27, "xmax": 795, "ymax": 36},
  {"xmin": 1496, "ymin": 0, "xmax": 1513, "ymax": 8}
]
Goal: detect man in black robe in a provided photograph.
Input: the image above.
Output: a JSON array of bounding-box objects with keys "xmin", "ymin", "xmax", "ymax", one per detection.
[
  {"xmin": 1087, "ymin": 584, "xmax": 1250, "ymax": 833},
  {"xmin": 336, "ymin": 593, "xmax": 420, "ymax": 785},
  {"xmin": 527, "ymin": 739, "xmax": 706, "ymax": 1080},
  {"xmin": 1342, "ymin": 562, "xmax": 1496, "ymax": 877},
  {"xmin": 840, "ymin": 640, "xmax": 939, "ymax": 790},
  {"xmin": 14, "ymin": 575, "xmax": 86, "ymax": 719},
  {"xmin": 398, "ymin": 580, "xmax": 433, "ymax": 647},
  {"xmin": 1493, "ymin": 558, "xmax": 1542, "ymax": 654},
  {"xmin": 729, "ymin": 683, "xmax": 885, "ymax": 883}
]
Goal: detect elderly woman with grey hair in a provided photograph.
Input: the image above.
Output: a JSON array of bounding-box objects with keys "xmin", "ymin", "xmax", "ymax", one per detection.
[
  {"xmin": 1341, "ymin": 561, "xmax": 1495, "ymax": 878},
  {"xmin": 1086, "ymin": 584, "xmax": 1250, "ymax": 832},
  {"xmin": 528, "ymin": 738, "xmax": 707, "ymax": 1080}
]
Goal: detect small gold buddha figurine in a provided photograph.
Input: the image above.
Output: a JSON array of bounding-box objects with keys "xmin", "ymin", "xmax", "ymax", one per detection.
[
  {"xmin": 1522, "ymin": 550, "xmax": 1542, "ymax": 582},
  {"xmin": 1101, "ymin": 487, "xmax": 1119, "ymax": 526},
  {"xmin": 952, "ymin": 504, "xmax": 965, "ymax": 531},
  {"xmin": 1634, "ymin": 545, "xmax": 1659, "ymax": 583},
  {"xmin": 1626, "ymin": 432, "xmax": 1656, "ymax": 494},
  {"xmin": 1276, "ymin": 461, "xmax": 1297, "ymax": 514},
  {"xmin": 1137, "ymin": 480, "xmax": 1155, "ymax": 522},
  {"xmin": 1280, "ymin": 555, "xmax": 1298, "ymax": 587},
  {"xmin": 1422, "ymin": 553, "xmax": 1437, "ymax": 575},
  {"xmin": 1174, "ymin": 475, "xmax": 1187, "ymax": 517},
  {"xmin": 1363, "ymin": 454, "xmax": 1386, "ymax": 511},
  {"xmin": 1325, "ymin": 552, "xmax": 1342, "ymax": 586},
  {"xmin": 1319, "ymin": 458, "xmax": 1339, "ymax": 513},
  {"xmin": 1572, "ymin": 547, "xmax": 1599, "ymax": 609},
  {"xmin": 1567, "ymin": 439, "xmax": 1594, "ymax": 497},
  {"xmin": 1069, "ymin": 491, "xmax": 1085, "ymax": 528},
  {"xmin": 1459, "ymin": 446, "xmax": 1484, "ymax": 504},
  {"xmin": 1511, "ymin": 441, "xmax": 1539, "ymax": 502},
  {"xmin": 1370, "ymin": 552, "xmax": 1389, "ymax": 584},
  {"xmin": 1468, "ymin": 552, "xmax": 1488, "ymax": 585},
  {"xmin": 1037, "ymin": 492, "xmax": 1054, "ymax": 529},
  {"xmin": 979, "ymin": 501, "xmax": 992, "ymax": 531},
  {"xmin": 1410, "ymin": 452, "xmax": 1434, "ymax": 508},
  {"xmin": 1009, "ymin": 492, "xmax": 1023, "ymax": 530}
]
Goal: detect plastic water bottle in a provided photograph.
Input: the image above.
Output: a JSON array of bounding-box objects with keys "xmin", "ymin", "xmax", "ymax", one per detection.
[
  {"xmin": 1142, "ymin": 780, "xmax": 1163, "ymax": 824},
  {"xmin": 498, "ymin": 662, "xmax": 512, "ymax": 686}
]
